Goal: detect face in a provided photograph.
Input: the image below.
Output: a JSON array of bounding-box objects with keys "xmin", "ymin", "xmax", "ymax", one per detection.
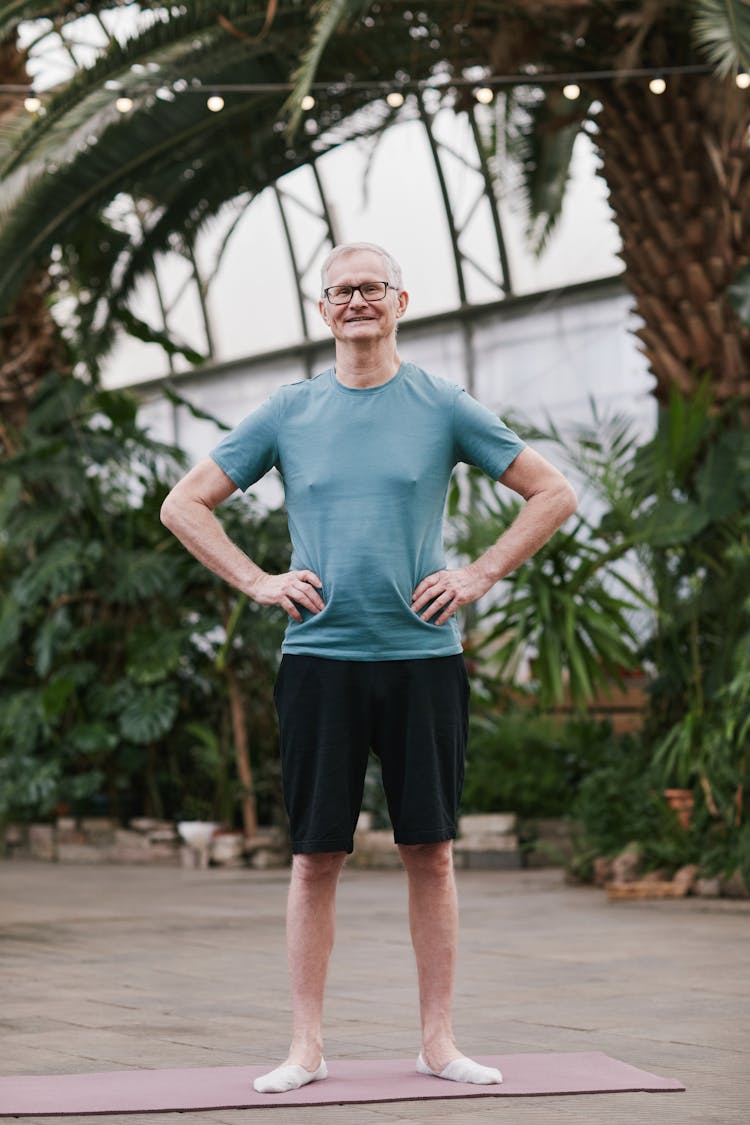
[{"xmin": 319, "ymin": 249, "xmax": 409, "ymax": 343}]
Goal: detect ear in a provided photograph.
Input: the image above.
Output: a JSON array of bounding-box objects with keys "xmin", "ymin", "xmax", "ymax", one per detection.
[
  {"xmin": 395, "ymin": 288, "xmax": 409, "ymax": 318},
  {"xmin": 318, "ymin": 297, "xmax": 330, "ymax": 325}
]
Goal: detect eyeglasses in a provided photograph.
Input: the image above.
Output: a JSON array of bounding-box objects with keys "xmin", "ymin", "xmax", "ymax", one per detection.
[{"xmin": 323, "ymin": 281, "xmax": 393, "ymax": 305}]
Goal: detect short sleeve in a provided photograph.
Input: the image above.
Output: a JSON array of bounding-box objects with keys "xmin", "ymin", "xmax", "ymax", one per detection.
[
  {"xmin": 452, "ymin": 387, "xmax": 526, "ymax": 479},
  {"xmin": 209, "ymin": 391, "xmax": 283, "ymax": 491}
]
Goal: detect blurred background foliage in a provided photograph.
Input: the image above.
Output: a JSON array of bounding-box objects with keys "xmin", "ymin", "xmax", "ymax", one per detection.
[
  {"xmin": 0, "ymin": 372, "xmax": 291, "ymax": 832},
  {"xmin": 447, "ymin": 389, "xmax": 750, "ymax": 885},
  {"xmin": 1, "ymin": 2, "xmax": 750, "ymax": 884}
]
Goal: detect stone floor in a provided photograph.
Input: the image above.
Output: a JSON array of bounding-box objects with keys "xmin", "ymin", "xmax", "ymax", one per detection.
[{"xmin": 1, "ymin": 858, "xmax": 748, "ymax": 1124}]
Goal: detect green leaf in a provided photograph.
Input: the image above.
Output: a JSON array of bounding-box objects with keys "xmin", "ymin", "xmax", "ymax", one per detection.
[
  {"xmin": 126, "ymin": 627, "xmax": 186, "ymax": 684},
  {"xmin": 118, "ymin": 682, "xmax": 180, "ymax": 744},
  {"xmin": 0, "ymin": 690, "xmax": 47, "ymax": 754},
  {"xmin": 504, "ymin": 87, "xmax": 590, "ymax": 257},
  {"xmin": 161, "ymin": 385, "xmax": 232, "ymax": 432},
  {"xmin": 284, "ymin": 0, "xmax": 372, "ymax": 136},
  {"xmin": 0, "ymin": 599, "xmax": 21, "ymax": 652},
  {"xmin": 66, "ymin": 722, "xmax": 119, "ymax": 755},
  {"xmin": 103, "ymin": 550, "xmax": 177, "ymax": 604},
  {"xmin": 117, "ymin": 307, "xmax": 206, "ymax": 366},
  {"xmin": 90, "ymin": 388, "xmax": 139, "ymax": 430},
  {"xmin": 642, "ymin": 499, "xmax": 710, "ymax": 547},
  {"xmin": 12, "ymin": 539, "xmax": 101, "ymax": 608},
  {"xmin": 0, "ymin": 751, "xmax": 61, "ymax": 820},
  {"xmin": 32, "ymin": 609, "xmax": 73, "ymax": 678},
  {"xmin": 692, "ymin": 0, "xmax": 750, "ymax": 77},
  {"xmin": 41, "ymin": 676, "xmax": 77, "ymax": 721}
]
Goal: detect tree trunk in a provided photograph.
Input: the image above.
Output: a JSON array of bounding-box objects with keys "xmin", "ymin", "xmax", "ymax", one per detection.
[
  {"xmin": 225, "ymin": 664, "xmax": 258, "ymax": 839},
  {"xmin": 0, "ymin": 37, "xmax": 68, "ymax": 452},
  {"xmin": 593, "ymin": 73, "xmax": 750, "ymax": 408}
]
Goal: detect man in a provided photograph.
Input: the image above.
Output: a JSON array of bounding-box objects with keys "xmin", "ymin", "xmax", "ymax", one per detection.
[{"xmin": 160, "ymin": 241, "xmax": 577, "ymax": 1095}]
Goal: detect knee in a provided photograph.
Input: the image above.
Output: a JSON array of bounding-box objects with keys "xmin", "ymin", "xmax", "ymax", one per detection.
[
  {"xmin": 291, "ymin": 850, "xmax": 347, "ymax": 883},
  {"xmin": 398, "ymin": 840, "xmax": 454, "ymax": 878}
]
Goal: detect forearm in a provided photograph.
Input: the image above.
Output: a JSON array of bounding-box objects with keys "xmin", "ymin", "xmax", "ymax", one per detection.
[
  {"xmin": 160, "ymin": 495, "xmax": 264, "ymax": 596},
  {"xmin": 471, "ymin": 481, "xmax": 577, "ymax": 585}
]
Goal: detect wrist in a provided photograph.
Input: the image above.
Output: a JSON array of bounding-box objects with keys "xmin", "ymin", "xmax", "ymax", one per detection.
[
  {"xmin": 470, "ymin": 557, "xmax": 496, "ymax": 589},
  {"xmin": 244, "ymin": 566, "xmax": 267, "ymax": 598},
  {"xmin": 471, "ymin": 551, "xmax": 506, "ymax": 587}
]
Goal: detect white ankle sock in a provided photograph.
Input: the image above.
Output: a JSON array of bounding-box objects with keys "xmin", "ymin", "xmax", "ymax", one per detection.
[
  {"xmin": 253, "ymin": 1058, "xmax": 328, "ymax": 1094},
  {"xmin": 417, "ymin": 1052, "xmax": 503, "ymax": 1085}
]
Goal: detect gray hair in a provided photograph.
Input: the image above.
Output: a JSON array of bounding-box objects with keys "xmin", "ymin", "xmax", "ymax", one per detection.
[{"xmin": 320, "ymin": 242, "xmax": 403, "ymax": 294}]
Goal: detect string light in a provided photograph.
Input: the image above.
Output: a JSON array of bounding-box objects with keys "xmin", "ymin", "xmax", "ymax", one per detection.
[
  {"xmin": 736, "ymin": 71, "xmax": 750, "ymax": 89},
  {"xmin": 0, "ymin": 62, "xmax": 720, "ymax": 116}
]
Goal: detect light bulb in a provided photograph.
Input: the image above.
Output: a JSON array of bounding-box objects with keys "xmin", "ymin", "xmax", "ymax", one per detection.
[
  {"xmin": 736, "ymin": 72, "xmax": 750, "ymax": 90},
  {"xmin": 115, "ymin": 96, "xmax": 133, "ymax": 112},
  {"xmin": 386, "ymin": 91, "xmax": 404, "ymax": 108},
  {"xmin": 649, "ymin": 77, "xmax": 666, "ymax": 95},
  {"xmin": 300, "ymin": 95, "xmax": 316, "ymax": 111},
  {"xmin": 207, "ymin": 95, "xmax": 224, "ymax": 112},
  {"xmin": 24, "ymin": 95, "xmax": 41, "ymax": 113},
  {"xmin": 562, "ymin": 83, "xmax": 580, "ymax": 100},
  {"xmin": 475, "ymin": 87, "xmax": 494, "ymax": 104}
]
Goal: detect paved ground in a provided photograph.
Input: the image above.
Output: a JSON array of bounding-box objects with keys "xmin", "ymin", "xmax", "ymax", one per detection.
[{"xmin": 1, "ymin": 859, "xmax": 748, "ymax": 1125}]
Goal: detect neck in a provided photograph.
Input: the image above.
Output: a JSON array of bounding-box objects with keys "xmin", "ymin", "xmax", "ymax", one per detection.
[{"xmin": 333, "ymin": 340, "xmax": 402, "ymax": 388}]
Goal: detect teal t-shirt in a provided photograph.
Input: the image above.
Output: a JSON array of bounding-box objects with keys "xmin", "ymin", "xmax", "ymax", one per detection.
[{"xmin": 209, "ymin": 362, "xmax": 525, "ymax": 660}]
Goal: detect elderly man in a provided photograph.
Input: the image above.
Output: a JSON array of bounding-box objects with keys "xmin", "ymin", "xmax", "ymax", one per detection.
[{"xmin": 160, "ymin": 241, "xmax": 577, "ymax": 1094}]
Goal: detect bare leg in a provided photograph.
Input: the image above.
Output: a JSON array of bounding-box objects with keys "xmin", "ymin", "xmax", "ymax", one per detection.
[
  {"xmin": 399, "ymin": 840, "xmax": 502, "ymax": 1084},
  {"xmin": 286, "ymin": 850, "xmax": 347, "ymax": 1067},
  {"xmin": 253, "ymin": 850, "xmax": 346, "ymax": 1093},
  {"xmin": 398, "ymin": 840, "xmax": 460, "ymax": 1069}
]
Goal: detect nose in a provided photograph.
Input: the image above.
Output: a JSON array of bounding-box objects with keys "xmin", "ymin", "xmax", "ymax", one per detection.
[{"xmin": 348, "ymin": 287, "xmax": 368, "ymax": 308}]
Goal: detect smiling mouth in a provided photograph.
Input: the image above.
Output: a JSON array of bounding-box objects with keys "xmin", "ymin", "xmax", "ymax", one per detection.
[{"xmin": 346, "ymin": 316, "xmax": 375, "ymax": 322}]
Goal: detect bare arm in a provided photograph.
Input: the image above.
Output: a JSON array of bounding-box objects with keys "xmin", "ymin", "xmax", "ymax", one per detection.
[
  {"xmin": 411, "ymin": 447, "xmax": 577, "ymax": 625},
  {"xmin": 473, "ymin": 446, "xmax": 578, "ymax": 584},
  {"xmin": 160, "ymin": 458, "xmax": 324, "ymax": 622}
]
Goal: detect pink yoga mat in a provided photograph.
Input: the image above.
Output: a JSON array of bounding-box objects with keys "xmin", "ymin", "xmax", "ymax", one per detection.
[{"xmin": 0, "ymin": 1053, "xmax": 685, "ymax": 1115}]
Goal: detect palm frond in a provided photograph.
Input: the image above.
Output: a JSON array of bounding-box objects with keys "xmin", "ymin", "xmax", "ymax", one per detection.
[
  {"xmin": 283, "ymin": 0, "xmax": 372, "ymax": 137},
  {"xmin": 0, "ymin": 3, "xmax": 298, "ymax": 178},
  {"xmin": 506, "ymin": 87, "xmax": 590, "ymax": 257},
  {"xmin": 0, "ymin": 2, "xmax": 165, "ymax": 45},
  {"xmin": 692, "ymin": 0, "xmax": 750, "ymax": 76}
]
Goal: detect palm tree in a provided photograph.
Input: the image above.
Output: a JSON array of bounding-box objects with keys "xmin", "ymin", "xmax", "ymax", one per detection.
[
  {"xmin": 288, "ymin": 1, "xmax": 750, "ymax": 409},
  {"xmin": 0, "ymin": 35, "xmax": 68, "ymax": 446},
  {"xmin": 1, "ymin": 0, "xmax": 749, "ymax": 428}
]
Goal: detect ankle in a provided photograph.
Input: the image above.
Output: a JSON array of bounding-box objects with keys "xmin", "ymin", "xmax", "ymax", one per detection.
[
  {"xmin": 421, "ymin": 1032, "xmax": 459, "ymax": 1070},
  {"xmin": 288, "ymin": 1037, "xmax": 324, "ymax": 1070}
]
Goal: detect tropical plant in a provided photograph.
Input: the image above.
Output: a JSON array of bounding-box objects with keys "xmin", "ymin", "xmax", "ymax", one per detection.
[
  {"xmin": 0, "ymin": 370, "xmax": 291, "ymax": 834},
  {"xmin": 567, "ymin": 730, "xmax": 703, "ymax": 881},
  {"xmin": 569, "ymin": 393, "xmax": 750, "ymax": 878},
  {"xmin": 0, "ymin": 35, "xmax": 69, "ymax": 436},
  {"xmin": 2, "ymin": 0, "xmax": 750, "ymax": 433},
  {"xmin": 461, "ymin": 707, "xmax": 616, "ymax": 818},
  {"xmin": 289, "ymin": 0, "xmax": 750, "ymax": 409},
  {"xmin": 448, "ymin": 459, "xmax": 644, "ymax": 708}
]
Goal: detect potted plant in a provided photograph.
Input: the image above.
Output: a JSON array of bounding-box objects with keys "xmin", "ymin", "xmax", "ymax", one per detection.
[{"xmin": 653, "ymin": 711, "xmax": 701, "ymax": 829}]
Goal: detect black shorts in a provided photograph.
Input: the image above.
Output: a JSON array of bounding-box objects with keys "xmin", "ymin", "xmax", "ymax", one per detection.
[{"xmin": 273, "ymin": 653, "xmax": 470, "ymax": 854}]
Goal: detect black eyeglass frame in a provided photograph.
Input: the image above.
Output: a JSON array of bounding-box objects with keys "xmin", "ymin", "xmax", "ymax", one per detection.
[{"xmin": 322, "ymin": 280, "xmax": 396, "ymax": 305}]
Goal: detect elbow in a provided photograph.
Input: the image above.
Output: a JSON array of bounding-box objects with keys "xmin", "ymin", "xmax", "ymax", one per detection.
[
  {"xmin": 160, "ymin": 490, "xmax": 178, "ymax": 531},
  {"xmin": 561, "ymin": 481, "xmax": 578, "ymax": 520}
]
